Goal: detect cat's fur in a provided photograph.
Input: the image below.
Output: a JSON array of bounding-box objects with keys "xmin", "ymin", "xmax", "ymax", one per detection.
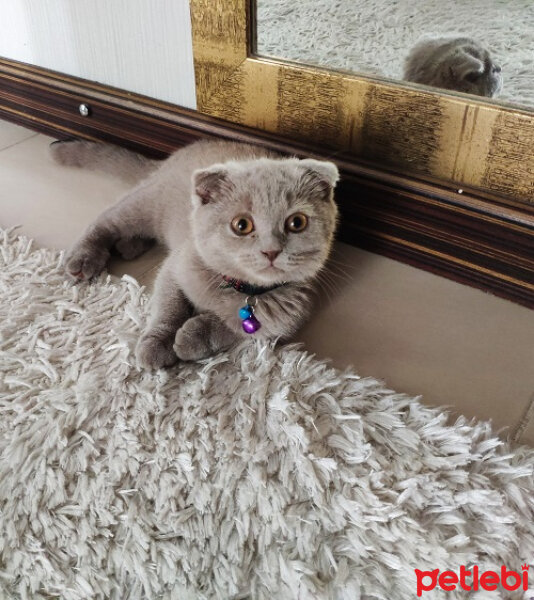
[
  {"xmin": 51, "ymin": 140, "xmax": 339, "ymax": 368},
  {"xmin": 403, "ymin": 36, "xmax": 502, "ymax": 98}
]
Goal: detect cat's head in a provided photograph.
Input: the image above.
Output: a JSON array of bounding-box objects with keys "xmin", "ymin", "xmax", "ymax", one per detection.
[
  {"xmin": 443, "ymin": 42, "xmax": 503, "ymax": 98},
  {"xmin": 190, "ymin": 157, "xmax": 339, "ymax": 286}
]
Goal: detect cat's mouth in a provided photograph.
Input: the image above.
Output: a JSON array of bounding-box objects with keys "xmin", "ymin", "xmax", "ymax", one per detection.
[{"xmin": 260, "ymin": 265, "xmax": 285, "ymax": 274}]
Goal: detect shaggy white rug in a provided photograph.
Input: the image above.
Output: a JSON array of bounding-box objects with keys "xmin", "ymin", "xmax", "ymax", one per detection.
[
  {"xmin": 0, "ymin": 227, "xmax": 533, "ymax": 600},
  {"xmin": 256, "ymin": 0, "xmax": 534, "ymax": 109}
]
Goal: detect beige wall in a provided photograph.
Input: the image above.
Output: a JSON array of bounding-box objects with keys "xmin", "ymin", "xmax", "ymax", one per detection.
[{"xmin": 0, "ymin": 0, "xmax": 196, "ymax": 108}]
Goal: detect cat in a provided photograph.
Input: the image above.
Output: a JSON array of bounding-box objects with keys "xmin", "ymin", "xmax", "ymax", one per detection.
[
  {"xmin": 51, "ymin": 140, "xmax": 339, "ymax": 369},
  {"xmin": 403, "ymin": 36, "xmax": 503, "ymax": 98}
]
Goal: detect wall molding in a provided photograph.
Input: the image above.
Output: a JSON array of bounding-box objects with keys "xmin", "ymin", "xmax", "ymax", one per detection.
[{"xmin": 0, "ymin": 57, "xmax": 532, "ymax": 308}]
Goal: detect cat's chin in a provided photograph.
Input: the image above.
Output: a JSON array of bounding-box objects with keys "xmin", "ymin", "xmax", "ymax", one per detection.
[
  {"xmin": 242, "ymin": 267, "xmax": 315, "ymax": 287},
  {"xmin": 222, "ymin": 266, "xmax": 297, "ymax": 287},
  {"xmin": 255, "ymin": 272, "xmax": 289, "ymax": 286},
  {"xmin": 236, "ymin": 269, "xmax": 288, "ymax": 286}
]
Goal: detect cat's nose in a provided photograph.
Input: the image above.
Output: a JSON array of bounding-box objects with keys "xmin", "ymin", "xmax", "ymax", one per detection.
[{"xmin": 262, "ymin": 250, "xmax": 281, "ymax": 263}]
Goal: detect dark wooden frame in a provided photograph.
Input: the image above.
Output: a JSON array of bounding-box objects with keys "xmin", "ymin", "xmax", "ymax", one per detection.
[{"xmin": 0, "ymin": 57, "xmax": 533, "ymax": 308}]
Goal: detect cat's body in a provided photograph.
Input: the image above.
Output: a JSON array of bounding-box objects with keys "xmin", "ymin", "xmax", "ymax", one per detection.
[
  {"xmin": 51, "ymin": 140, "xmax": 339, "ymax": 368},
  {"xmin": 403, "ymin": 36, "xmax": 502, "ymax": 98}
]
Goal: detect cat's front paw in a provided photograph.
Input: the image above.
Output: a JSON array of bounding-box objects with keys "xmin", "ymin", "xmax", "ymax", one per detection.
[
  {"xmin": 174, "ymin": 314, "xmax": 237, "ymax": 361},
  {"xmin": 173, "ymin": 317, "xmax": 213, "ymax": 361},
  {"xmin": 65, "ymin": 244, "xmax": 110, "ymax": 282},
  {"xmin": 136, "ymin": 332, "xmax": 178, "ymax": 370}
]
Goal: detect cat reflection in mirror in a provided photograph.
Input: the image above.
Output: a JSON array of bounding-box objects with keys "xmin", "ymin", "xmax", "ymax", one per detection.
[
  {"xmin": 404, "ymin": 36, "xmax": 503, "ymax": 98},
  {"xmin": 51, "ymin": 140, "xmax": 339, "ymax": 369}
]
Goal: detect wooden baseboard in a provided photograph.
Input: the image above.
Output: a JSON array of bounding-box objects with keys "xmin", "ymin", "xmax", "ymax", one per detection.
[{"xmin": 0, "ymin": 57, "xmax": 532, "ymax": 308}]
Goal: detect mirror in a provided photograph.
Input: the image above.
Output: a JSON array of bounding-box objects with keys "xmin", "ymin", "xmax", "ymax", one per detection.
[
  {"xmin": 191, "ymin": 0, "xmax": 534, "ymax": 205},
  {"xmin": 255, "ymin": 0, "xmax": 534, "ymax": 111}
]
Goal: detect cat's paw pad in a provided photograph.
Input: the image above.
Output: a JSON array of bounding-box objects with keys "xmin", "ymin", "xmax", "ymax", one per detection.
[
  {"xmin": 65, "ymin": 246, "xmax": 109, "ymax": 281},
  {"xmin": 136, "ymin": 333, "xmax": 178, "ymax": 370},
  {"xmin": 173, "ymin": 318, "xmax": 212, "ymax": 361}
]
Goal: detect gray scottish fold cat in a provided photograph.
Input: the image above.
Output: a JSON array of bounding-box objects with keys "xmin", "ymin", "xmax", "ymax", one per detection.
[
  {"xmin": 403, "ymin": 36, "xmax": 502, "ymax": 98},
  {"xmin": 51, "ymin": 140, "xmax": 339, "ymax": 369}
]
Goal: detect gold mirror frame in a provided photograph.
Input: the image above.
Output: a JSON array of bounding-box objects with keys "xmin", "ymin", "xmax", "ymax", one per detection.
[{"xmin": 191, "ymin": 0, "xmax": 533, "ymax": 203}]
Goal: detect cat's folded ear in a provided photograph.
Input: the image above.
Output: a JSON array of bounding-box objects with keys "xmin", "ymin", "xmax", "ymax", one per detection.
[
  {"xmin": 448, "ymin": 52, "xmax": 484, "ymax": 83},
  {"xmin": 192, "ymin": 165, "xmax": 233, "ymax": 205},
  {"xmin": 297, "ymin": 159, "xmax": 340, "ymax": 199}
]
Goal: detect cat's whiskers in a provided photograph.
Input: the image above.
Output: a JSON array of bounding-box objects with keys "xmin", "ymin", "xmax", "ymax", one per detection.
[
  {"xmin": 316, "ymin": 264, "xmax": 355, "ymax": 300},
  {"xmin": 291, "ymin": 249, "xmax": 320, "ymax": 258},
  {"xmin": 320, "ymin": 263, "xmax": 355, "ymax": 287},
  {"xmin": 322, "ymin": 256, "xmax": 357, "ymax": 280},
  {"xmin": 326, "ymin": 255, "xmax": 358, "ymax": 270},
  {"xmin": 315, "ymin": 272, "xmax": 338, "ymax": 306}
]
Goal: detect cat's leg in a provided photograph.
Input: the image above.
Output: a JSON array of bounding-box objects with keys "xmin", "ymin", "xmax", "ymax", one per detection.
[
  {"xmin": 114, "ymin": 237, "xmax": 155, "ymax": 261},
  {"xmin": 136, "ymin": 258, "xmax": 192, "ymax": 369},
  {"xmin": 174, "ymin": 313, "xmax": 238, "ymax": 361},
  {"xmin": 65, "ymin": 182, "xmax": 158, "ymax": 281}
]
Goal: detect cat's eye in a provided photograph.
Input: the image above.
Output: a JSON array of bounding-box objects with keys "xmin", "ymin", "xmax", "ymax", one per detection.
[
  {"xmin": 231, "ymin": 215, "xmax": 255, "ymax": 236},
  {"xmin": 285, "ymin": 213, "xmax": 308, "ymax": 233}
]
